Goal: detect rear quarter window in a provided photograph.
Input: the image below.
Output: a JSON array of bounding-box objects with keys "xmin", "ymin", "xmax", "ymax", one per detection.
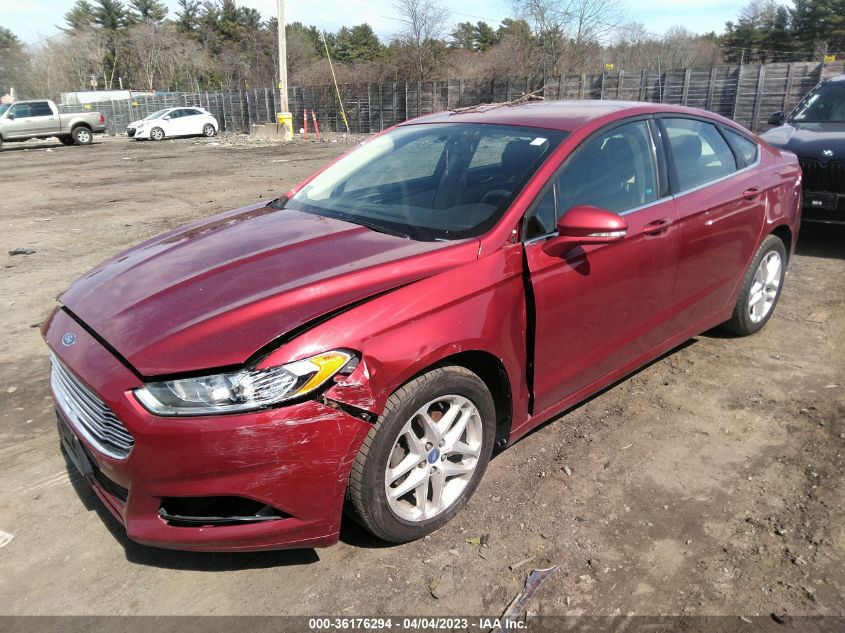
[
  {"xmin": 723, "ymin": 128, "xmax": 759, "ymax": 167},
  {"xmin": 30, "ymin": 102, "xmax": 53, "ymax": 116}
]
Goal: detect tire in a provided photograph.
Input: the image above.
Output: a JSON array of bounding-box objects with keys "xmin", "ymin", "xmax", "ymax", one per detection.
[
  {"xmin": 202, "ymin": 123, "xmax": 216, "ymax": 137},
  {"xmin": 72, "ymin": 126, "xmax": 92, "ymax": 145},
  {"xmin": 59, "ymin": 136, "xmax": 75, "ymax": 146},
  {"xmin": 0, "ymin": 136, "xmax": 3, "ymax": 151},
  {"xmin": 723, "ymin": 234, "xmax": 787, "ymax": 336},
  {"xmin": 347, "ymin": 366, "xmax": 496, "ymax": 543},
  {"xmin": 150, "ymin": 127, "xmax": 165, "ymax": 141}
]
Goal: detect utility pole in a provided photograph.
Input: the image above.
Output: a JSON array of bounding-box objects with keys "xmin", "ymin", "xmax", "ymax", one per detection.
[{"xmin": 276, "ymin": 0, "xmax": 292, "ymax": 139}]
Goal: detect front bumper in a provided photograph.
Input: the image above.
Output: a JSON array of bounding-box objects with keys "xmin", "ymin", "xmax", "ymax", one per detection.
[
  {"xmin": 803, "ymin": 190, "xmax": 845, "ymax": 224},
  {"xmin": 43, "ymin": 307, "xmax": 372, "ymax": 551}
]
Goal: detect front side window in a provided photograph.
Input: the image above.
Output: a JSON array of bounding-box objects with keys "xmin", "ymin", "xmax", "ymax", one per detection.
[
  {"xmin": 285, "ymin": 123, "xmax": 567, "ymax": 241},
  {"xmin": 10, "ymin": 103, "xmax": 30, "ymax": 118},
  {"xmin": 791, "ymin": 81, "xmax": 845, "ymax": 123},
  {"xmin": 664, "ymin": 118, "xmax": 737, "ymax": 192},
  {"xmin": 557, "ymin": 120, "xmax": 658, "ymax": 216}
]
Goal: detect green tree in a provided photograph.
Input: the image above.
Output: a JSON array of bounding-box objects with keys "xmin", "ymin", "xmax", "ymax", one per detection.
[
  {"xmin": 475, "ymin": 21, "xmax": 498, "ymax": 52},
  {"xmin": 128, "ymin": 0, "xmax": 168, "ymax": 23},
  {"xmin": 175, "ymin": 0, "xmax": 201, "ymax": 33},
  {"xmin": 791, "ymin": 0, "xmax": 845, "ymax": 54},
  {"xmin": 334, "ymin": 24, "xmax": 383, "ymax": 63},
  {"xmin": 449, "ymin": 22, "xmax": 475, "ymax": 50},
  {"xmin": 64, "ymin": 0, "xmax": 97, "ymax": 31},
  {"xmin": 0, "ymin": 27, "xmax": 31, "ymax": 96}
]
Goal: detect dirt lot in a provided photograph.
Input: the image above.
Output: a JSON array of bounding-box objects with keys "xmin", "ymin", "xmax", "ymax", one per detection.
[{"xmin": 0, "ymin": 134, "xmax": 842, "ymax": 619}]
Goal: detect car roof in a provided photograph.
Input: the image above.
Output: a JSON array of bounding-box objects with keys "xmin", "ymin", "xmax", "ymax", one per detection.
[{"xmin": 401, "ymin": 100, "xmax": 732, "ymax": 132}]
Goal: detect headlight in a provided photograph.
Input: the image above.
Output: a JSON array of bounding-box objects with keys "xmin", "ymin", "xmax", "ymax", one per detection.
[
  {"xmin": 134, "ymin": 350, "xmax": 353, "ymax": 416},
  {"xmin": 136, "ymin": 122, "xmax": 145, "ymax": 128}
]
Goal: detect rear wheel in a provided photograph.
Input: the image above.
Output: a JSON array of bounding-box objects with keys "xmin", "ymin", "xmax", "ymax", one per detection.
[
  {"xmin": 724, "ymin": 234, "xmax": 786, "ymax": 336},
  {"xmin": 71, "ymin": 126, "xmax": 92, "ymax": 145},
  {"xmin": 347, "ymin": 366, "xmax": 496, "ymax": 543},
  {"xmin": 202, "ymin": 123, "xmax": 216, "ymax": 137},
  {"xmin": 150, "ymin": 127, "xmax": 165, "ymax": 141}
]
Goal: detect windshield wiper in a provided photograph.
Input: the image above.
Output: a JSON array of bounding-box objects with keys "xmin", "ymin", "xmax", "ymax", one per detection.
[{"xmin": 332, "ymin": 213, "xmax": 412, "ymax": 239}]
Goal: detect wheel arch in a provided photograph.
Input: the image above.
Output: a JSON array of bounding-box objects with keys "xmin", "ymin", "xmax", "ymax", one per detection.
[
  {"xmin": 419, "ymin": 350, "xmax": 513, "ymax": 449},
  {"xmin": 71, "ymin": 121, "xmax": 92, "ymax": 132},
  {"xmin": 770, "ymin": 224, "xmax": 793, "ymax": 261}
]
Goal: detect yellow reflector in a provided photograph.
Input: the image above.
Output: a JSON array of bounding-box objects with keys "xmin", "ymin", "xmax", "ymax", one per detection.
[{"xmin": 295, "ymin": 351, "xmax": 351, "ymax": 395}]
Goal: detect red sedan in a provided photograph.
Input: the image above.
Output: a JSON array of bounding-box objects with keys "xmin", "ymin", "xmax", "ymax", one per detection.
[{"xmin": 43, "ymin": 101, "xmax": 801, "ymax": 551}]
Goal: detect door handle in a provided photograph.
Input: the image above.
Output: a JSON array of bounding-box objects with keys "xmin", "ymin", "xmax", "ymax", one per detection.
[
  {"xmin": 742, "ymin": 187, "xmax": 760, "ymax": 200},
  {"xmin": 642, "ymin": 218, "xmax": 673, "ymax": 235}
]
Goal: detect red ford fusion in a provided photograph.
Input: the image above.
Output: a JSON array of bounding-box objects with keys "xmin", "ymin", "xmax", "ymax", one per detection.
[{"xmin": 43, "ymin": 101, "xmax": 801, "ymax": 551}]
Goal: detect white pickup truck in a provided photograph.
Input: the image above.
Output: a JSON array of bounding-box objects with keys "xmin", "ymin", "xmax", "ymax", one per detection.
[{"xmin": 0, "ymin": 100, "xmax": 107, "ymax": 150}]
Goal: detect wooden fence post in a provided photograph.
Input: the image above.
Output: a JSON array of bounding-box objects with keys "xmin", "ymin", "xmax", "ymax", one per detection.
[
  {"xmin": 706, "ymin": 66, "xmax": 717, "ymax": 111},
  {"xmin": 681, "ymin": 68, "xmax": 691, "ymax": 105},
  {"xmin": 751, "ymin": 64, "xmax": 766, "ymax": 132},
  {"xmin": 783, "ymin": 63, "xmax": 796, "ymax": 114}
]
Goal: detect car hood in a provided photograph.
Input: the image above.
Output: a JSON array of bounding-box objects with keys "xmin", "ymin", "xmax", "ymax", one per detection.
[
  {"xmin": 761, "ymin": 122, "xmax": 845, "ymax": 161},
  {"xmin": 59, "ymin": 203, "xmax": 479, "ymax": 376}
]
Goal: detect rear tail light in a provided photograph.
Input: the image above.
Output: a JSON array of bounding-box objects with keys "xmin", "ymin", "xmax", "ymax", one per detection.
[{"xmin": 99, "ymin": 115, "xmax": 105, "ymax": 123}]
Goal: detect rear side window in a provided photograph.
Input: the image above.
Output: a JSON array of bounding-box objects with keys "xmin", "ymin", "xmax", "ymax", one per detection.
[
  {"xmin": 30, "ymin": 102, "xmax": 53, "ymax": 116},
  {"xmin": 664, "ymin": 118, "xmax": 737, "ymax": 192},
  {"xmin": 723, "ymin": 128, "xmax": 759, "ymax": 167}
]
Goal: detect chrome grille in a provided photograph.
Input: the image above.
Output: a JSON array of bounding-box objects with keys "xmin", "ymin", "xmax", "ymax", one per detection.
[
  {"xmin": 50, "ymin": 354, "xmax": 134, "ymax": 460},
  {"xmin": 799, "ymin": 159, "xmax": 845, "ymax": 194}
]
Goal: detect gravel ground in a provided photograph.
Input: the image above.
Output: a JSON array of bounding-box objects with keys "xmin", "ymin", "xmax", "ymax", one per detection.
[{"xmin": 0, "ymin": 134, "xmax": 842, "ymax": 619}]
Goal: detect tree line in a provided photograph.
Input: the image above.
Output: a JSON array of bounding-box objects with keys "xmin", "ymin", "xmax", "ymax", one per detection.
[{"xmin": 0, "ymin": 0, "xmax": 842, "ymax": 101}]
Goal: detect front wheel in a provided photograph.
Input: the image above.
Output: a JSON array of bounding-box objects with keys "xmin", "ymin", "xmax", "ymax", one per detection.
[
  {"xmin": 149, "ymin": 127, "xmax": 165, "ymax": 141},
  {"xmin": 347, "ymin": 366, "xmax": 496, "ymax": 543},
  {"xmin": 72, "ymin": 126, "xmax": 92, "ymax": 145},
  {"xmin": 723, "ymin": 234, "xmax": 787, "ymax": 336},
  {"xmin": 202, "ymin": 123, "xmax": 216, "ymax": 137}
]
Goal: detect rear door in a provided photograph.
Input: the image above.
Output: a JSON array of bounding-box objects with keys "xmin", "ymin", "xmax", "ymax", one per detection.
[
  {"xmin": 658, "ymin": 117, "xmax": 766, "ymax": 329},
  {"xmin": 28, "ymin": 101, "xmax": 58, "ymax": 135},
  {"xmin": 524, "ymin": 118, "xmax": 681, "ymax": 415}
]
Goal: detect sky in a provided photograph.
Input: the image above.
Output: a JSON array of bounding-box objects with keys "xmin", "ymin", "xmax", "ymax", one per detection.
[{"xmin": 2, "ymin": 0, "xmax": 749, "ymax": 46}]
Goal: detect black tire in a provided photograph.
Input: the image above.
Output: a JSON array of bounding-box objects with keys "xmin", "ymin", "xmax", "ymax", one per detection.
[
  {"xmin": 347, "ymin": 366, "xmax": 496, "ymax": 543},
  {"xmin": 59, "ymin": 136, "xmax": 75, "ymax": 146},
  {"xmin": 202, "ymin": 123, "xmax": 216, "ymax": 137},
  {"xmin": 0, "ymin": 135, "xmax": 3, "ymax": 151},
  {"xmin": 150, "ymin": 127, "xmax": 165, "ymax": 141},
  {"xmin": 71, "ymin": 126, "xmax": 92, "ymax": 145},
  {"xmin": 723, "ymin": 234, "xmax": 787, "ymax": 336}
]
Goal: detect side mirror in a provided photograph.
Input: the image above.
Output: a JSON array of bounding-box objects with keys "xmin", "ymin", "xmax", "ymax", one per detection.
[
  {"xmin": 545, "ymin": 205, "xmax": 627, "ymax": 253},
  {"xmin": 6, "ymin": 111, "xmax": 14, "ymax": 120},
  {"xmin": 768, "ymin": 111, "xmax": 785, "ymax": 126}
]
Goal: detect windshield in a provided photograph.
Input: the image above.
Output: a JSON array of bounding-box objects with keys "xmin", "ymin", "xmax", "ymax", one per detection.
[
  {"xmin": 790, "ymin": 82, "xmax": 845, "ymax": 123},
  {"xmin": 285, "ymin": 123, "xmax": 567, "ymax": 241},
  {"xmin": 144, "ymin": 109, "xmax": 169, "ymax": 120},
  {"xmin": 0, "ymin": 104, "xmax": 9, "ymax": 116}
]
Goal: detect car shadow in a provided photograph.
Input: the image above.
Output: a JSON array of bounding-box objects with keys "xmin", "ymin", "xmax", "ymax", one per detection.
[
  {"xmin": 0, "ymin": 140, "xmax": 101, "ymax": 153},
  {"xmin": 61, "ymin": 451, "xmax": 320, "ymax": 570},
  {"xmin": 795, "ymin": 222, "xmax": 845, "ymax": 260},
  {"xmin": 501, "ymin": 338, "xmax": 698, "ymax": 450}
]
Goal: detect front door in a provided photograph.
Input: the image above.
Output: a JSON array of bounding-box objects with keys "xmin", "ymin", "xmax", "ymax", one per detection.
[
  {"xmin": 4, "ymin": 103, "xmax": 34, "ymax": 139},
  {"xmin": 524, "ymin": 119, "xmax": 680, "ymax": 415}
]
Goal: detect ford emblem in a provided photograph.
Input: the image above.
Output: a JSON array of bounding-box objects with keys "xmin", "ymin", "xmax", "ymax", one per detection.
[{"xmin": 61, "ymin": 332, "xmax": 77, "ymax": 346}]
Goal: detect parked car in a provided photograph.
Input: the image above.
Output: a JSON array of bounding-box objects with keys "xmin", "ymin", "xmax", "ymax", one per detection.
[
  {"xmin": 762, "ymin": 74, "xmax": 845, "ymax": 224},
  {"xmin": 126, "ymin": 107, "xmax": 218, "ymax": 141},
  {"xmin": 44, "ymin": 101, "xmax": 801, "ymax": 551},
  {"xmin": 0, "ymin": 100, "xmax": 106, "ymax": 150}
]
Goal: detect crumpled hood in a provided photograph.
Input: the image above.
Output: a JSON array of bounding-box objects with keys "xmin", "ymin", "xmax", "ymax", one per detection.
[
  {"xmin": 761, "ymin": 122, "xmax": 845, "ymax": 161},
  {"xmin": 59, "ymin": 203, "xmax": 479, "ymax": 376}
]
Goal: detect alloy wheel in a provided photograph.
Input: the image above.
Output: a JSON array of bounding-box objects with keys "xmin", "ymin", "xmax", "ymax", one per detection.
[
  {"xmin": 748, "ymin": 250, "xmax": 782, "ymax": 323},
  {"xmin": 384, "ymin": 394, "xmax": 483, "ymax": 523}
]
